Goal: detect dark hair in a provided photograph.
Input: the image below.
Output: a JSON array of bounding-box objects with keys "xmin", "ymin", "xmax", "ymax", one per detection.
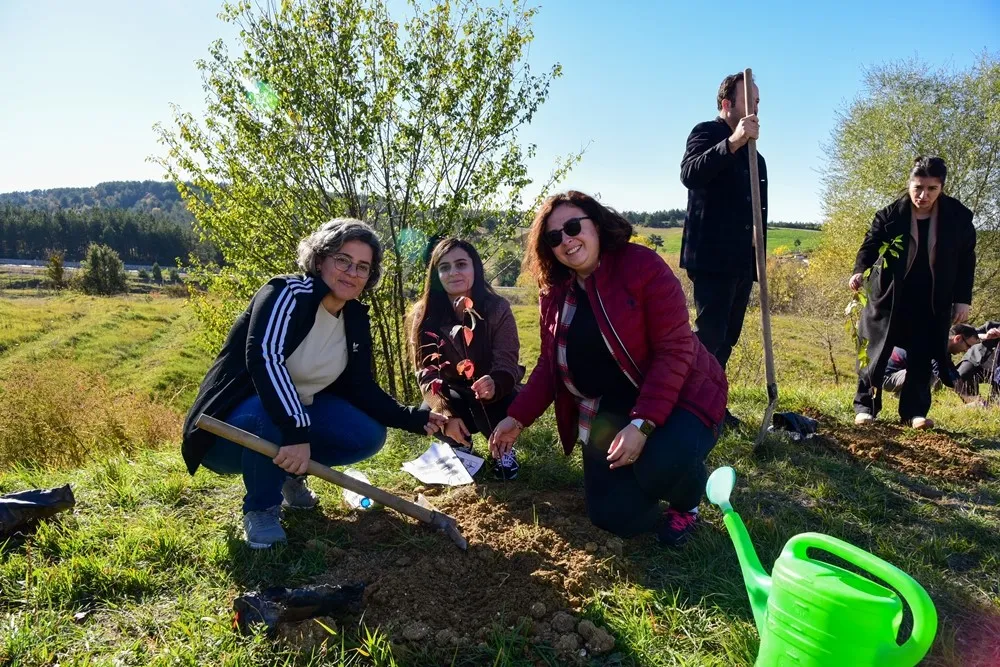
[
  {"xmin": 950, "ymin": 323, "xmax": 977, "ymax": 339},
  {"xmin": 524, "ymin": 191, "xmax": 633, "ymax": 290},
  {"xmin": 717, "ymin": 72, "xmax": 745, "ymax": 111},
  {"xmin": 409, "ymin": 238, "xmax": 499, "ymax": 368},
  {"xmin": 910, "ymin": 156, "xmax": 947, "ymax": 184}
]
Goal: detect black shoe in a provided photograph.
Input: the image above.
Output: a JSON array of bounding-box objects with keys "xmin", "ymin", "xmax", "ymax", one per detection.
[
  {"xmin": 658, "ymin": 508, "xmax": 699, "ymax": 547},
  {"xmin": 491, "ymin": 448, "xmax": 519, "ymax": 481}
]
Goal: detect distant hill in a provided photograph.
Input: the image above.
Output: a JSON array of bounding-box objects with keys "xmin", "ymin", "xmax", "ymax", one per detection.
[{"xmin": 0, "ymin": 181, "xmax": 194, "ymax": 225}]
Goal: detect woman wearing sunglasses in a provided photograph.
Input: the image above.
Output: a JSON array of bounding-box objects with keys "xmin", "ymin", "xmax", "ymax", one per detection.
[
  {"xmin": 489, "ymin": 191, "xmax": 727, "ymax": 547},
  {"xmin": 181, "ymin": 218, "xmax": 447, "ymax": 549},
  {"xmin": 409, "ymin": 238, "xmax": 525, "ymax": 479}
]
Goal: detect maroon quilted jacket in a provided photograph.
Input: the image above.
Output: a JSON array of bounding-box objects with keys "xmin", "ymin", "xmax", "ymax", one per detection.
[{"xmin": 508, "ymin": 243, "xmax": 727, "ymax": 453}]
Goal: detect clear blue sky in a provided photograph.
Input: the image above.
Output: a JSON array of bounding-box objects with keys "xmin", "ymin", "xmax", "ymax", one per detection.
[{"xmin": 2, "ymin": 0, "xmax": 997, "ymax": 222}]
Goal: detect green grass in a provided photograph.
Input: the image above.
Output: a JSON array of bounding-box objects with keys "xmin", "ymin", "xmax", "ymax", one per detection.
[
  {"xmin": 2, "ymin": 294, "xmax": 999, "ymax": 666},
  {"xmin": 632, "ymin": 226, "xmax": 821, "ymax": 256}
]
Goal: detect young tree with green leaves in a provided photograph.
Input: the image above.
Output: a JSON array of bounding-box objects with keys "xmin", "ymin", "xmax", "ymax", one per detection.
[{"xmin": 155, "ymin": 0, "xmax": 580, "ymax": 399}]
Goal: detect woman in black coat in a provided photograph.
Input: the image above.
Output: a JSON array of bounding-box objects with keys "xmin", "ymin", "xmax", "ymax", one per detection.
[{"xmin": 849, "ymin": 156, "xmax": 976, "ymax": 428}]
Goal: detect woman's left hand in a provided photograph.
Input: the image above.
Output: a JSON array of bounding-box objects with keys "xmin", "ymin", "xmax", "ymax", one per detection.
[
  {"xmin": 607, "ymin": 424, "xmax": 647, "ymax": 469},
  {"xmin": 471, "ymin": 375, "xmax": 495, "ymax": 401},
  {"xmin": 952, "ymin": 303, "xmax": 971, "ymax": 324},
  {"xmin": 424, "ymin": 411, "xmax": 448, "ymax": 435}
]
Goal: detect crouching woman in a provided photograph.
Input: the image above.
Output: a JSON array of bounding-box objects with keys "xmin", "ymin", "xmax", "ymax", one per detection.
[{"xmin": 181, "ymin": 219, "xmax": 445, "ymax": 549}]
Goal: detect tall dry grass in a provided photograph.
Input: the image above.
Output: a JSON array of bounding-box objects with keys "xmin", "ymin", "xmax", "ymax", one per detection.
[{"xmin": 0, "ymin": 360, "xmax": 180, "ymax": 469}]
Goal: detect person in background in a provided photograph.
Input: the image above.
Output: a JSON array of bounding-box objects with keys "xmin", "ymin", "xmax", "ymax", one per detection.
[
  {"xmin": 850, "ymin": 156, "xmax": 977, "ymax": 429},
  {"xmin": 409, "ymin": 237, "xmax": 524, "ymax": 479},
  {"xmin": 679, "ymin": 71, "xmax": 767, "ymax": 431},
  {"xmin": 882, "ymin": 324, "xmax": 980, "ymax": 394},
  {"xmin": 181, "ymin": 218, "xmax": 446, "ymax": 549},
  {"xmin": 490, "ymin": 191, "xmax": 727, "ymax": 547}
]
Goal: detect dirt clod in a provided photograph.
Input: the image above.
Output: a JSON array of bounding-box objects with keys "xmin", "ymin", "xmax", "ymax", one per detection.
[
  {"xmin": 584, "ymin": 542, "xmax": 598, "ymax": 553},
  {"xmin": 551, "ymin": 611, "xmax": 577, "ymax": 634},
  {"xmin": 555, "ymin": 632, "xmax": 582, "ymax": 654},
  {"xmin": 606, "ymin": 537, "xmax": 624, "ymax": 557},
  {"xmin": 530, "ymin": 602, "xmax": 547, "ymax": 619},
  {"xmin": 403, "ymin": 621, "xmax": 431, "ymax": 642},
  {"xmin": 395, "ymin": 556, "xmax": 411, "ymax": 567},
  {"xmin": 435, "ymin": 628, "xmax": 456, "ymax": 647}
]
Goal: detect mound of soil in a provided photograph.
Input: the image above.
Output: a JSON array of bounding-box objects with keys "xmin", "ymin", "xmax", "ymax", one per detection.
[
  {"xmin": 819, "ymin": 423, "xmax": 990, "ymax": 482},
  {"xmin": 310, "ymin": 485, "xmax": 631, "ymax": 654}
]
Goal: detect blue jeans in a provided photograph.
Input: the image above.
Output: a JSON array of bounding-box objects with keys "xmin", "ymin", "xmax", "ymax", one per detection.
[
  {"xmin": 200, "ymin": 393, "xmax": 387, "ymax": 513},
  {"xmin": 581, "ymin": 407, "xmax": 719, "ymax": 537}
]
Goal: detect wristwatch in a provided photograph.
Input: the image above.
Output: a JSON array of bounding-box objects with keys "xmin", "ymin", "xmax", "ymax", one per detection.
[{"xmin": 630, "ymin": 418, "xmax": 655, "ymax": 437}]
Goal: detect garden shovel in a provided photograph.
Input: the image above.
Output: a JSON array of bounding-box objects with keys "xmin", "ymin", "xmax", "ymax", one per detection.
[
  {"xmin": 195, "ymin": 414, "xmax": 468, "ymax": 550},
  {"xmin": 744, "ymin": 67, "xmax": 778, "ymax": 449}
]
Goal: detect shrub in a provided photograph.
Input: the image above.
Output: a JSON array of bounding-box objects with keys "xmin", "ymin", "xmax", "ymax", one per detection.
[
  {"xmin": 78, "ymin": 244, "xmax": 128, "ymax": 295},
  {"xmin": 0, "ymin": 361, "xmax": 180, "ymax": 470}
]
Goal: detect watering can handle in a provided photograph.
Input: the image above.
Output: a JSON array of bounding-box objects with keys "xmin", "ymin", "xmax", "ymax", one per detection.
[{"xmin": 787, "ymin": 533, "xmax": 938, "ymax": 665}]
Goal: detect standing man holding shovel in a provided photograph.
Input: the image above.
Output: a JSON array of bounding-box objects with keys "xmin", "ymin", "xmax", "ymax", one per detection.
[{"xmin": 680, "ymin": 71, "xmax": 768, "ymax": 432}]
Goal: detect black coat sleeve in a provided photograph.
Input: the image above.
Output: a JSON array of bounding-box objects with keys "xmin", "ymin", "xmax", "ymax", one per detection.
[
  {"xmin": 245, "ymin": 278, "xmax": 312, "ymax": 447},
  {"xmin": 952, "ymin": 218, "xmax": 976, "ymax": 305},
  {"xmin": 332, "ymin": 310, "xmax": 430, "ymax": 434},
  {"xmin": 853, "ymin": 208, "xmax": 893, "ymax": 275},
  {"xmin": 680, "ymin": 122, "xmax": 735, "ymax": 189}
]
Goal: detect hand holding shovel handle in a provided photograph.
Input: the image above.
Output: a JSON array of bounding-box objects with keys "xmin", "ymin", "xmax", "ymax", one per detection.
[
  {"xmin": 195, "ymin": 414, "xmax": 468, "ymax": 550},
  {"xmin": 744, "ymin": 67, "xmax": 778, "ymax": 448}
]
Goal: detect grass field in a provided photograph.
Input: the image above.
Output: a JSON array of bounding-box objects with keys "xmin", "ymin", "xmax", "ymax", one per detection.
[
  {"xmin": 632, "ymin": 227, "xmax": 821, "ymax": 256},
  {"xmin": 1, "ymin": 292, "xmax": 998, "ymax": 666}
]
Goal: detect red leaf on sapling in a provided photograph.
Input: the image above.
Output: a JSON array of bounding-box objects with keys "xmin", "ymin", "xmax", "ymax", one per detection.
[
  {"xmin": 453, "ymin": 296, "xmax": 474, "ymax": 313},
  {"xmin": 429, "ymin": 379, "xmax": 444, "ymax": 396},
  {"xmin": 456, "ymin": 359, "xmax": 475, "ymax": 379},
  {"xmin": 422, "ymin": 352, "xmax": 441, "ymax": 364},
  {"xmin": 450, "ymin": 325, "xmax": 474, "ymax": 346}
]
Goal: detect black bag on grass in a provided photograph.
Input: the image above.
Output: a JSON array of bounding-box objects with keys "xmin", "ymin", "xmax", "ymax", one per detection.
[{"xmin": 0, "ymin": 485, "xmax": 76, "ymax": 538}]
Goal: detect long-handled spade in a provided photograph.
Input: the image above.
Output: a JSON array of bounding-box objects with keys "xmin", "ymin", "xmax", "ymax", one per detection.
[
  {"xmin": 744, "ymin": 67, "xmax": 778, "ymax": 449},
  {"xmin": 195, "ymin": 414, "xmax": 468, "ymax": 550}
]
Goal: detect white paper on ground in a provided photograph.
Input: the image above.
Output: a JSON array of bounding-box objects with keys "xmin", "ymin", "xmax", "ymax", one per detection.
[
  {"xmin": 401, "ymin": 441, "xmax": 481, "ymax": 486},
  {"xmin": 453, "ymin": 447, "xmax": 485, "ymax": 477}
]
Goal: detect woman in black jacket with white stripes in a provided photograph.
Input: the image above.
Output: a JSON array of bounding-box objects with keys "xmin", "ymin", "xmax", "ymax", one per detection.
[{"xmin": 182, "ymin": 218, "xmax": 446, "ymax": 549}]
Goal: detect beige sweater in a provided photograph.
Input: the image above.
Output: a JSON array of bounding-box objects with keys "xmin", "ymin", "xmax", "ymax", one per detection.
[{"xmin": 285, "ymin": 303, "xmax": 348, "ymax": 406}]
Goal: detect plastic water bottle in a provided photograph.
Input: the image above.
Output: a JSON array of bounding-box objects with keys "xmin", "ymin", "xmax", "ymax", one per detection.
[{"xmin": 342, "ymin": 468, "xmax": 374, "ymax": 510}]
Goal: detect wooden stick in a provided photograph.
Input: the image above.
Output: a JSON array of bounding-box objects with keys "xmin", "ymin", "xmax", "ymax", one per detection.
[
  {"xmin": 195, "ymin": 414, "xmax": 468, "ymax": 549},
  {"xmin": 744, "ymin": 68, "xmax": 779, "ymax": 448}
]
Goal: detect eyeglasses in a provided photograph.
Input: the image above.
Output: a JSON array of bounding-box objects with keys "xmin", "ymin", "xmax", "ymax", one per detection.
[
  {"xmin": 544, "ymin": 217, "xmax": 588, "ymax": 248},
  {"xmin": 329, "ymin": 254, "xmax": 371, "ymax": 278}
]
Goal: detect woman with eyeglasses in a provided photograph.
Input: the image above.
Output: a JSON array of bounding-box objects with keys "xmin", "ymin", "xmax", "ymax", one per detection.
[
  {"xmin": 182, "ymin": 218, "xmax": 447, "ymax": 549},
  {"xmin": 409, "ymin": 238, "xmax": 525, "ymax": 479},
  {"xmin": 488, "ymin": 191, "xmax": 727, "ymax": 547}
]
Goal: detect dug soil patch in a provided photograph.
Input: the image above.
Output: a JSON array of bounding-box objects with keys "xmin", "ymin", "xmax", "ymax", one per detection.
[
  {"xmin": 819, "ymin": 424, "xmax": 990, "ymax": 482},
  {"xmin": 311, "ymin": 484, "xmax": 633, "ymax": 654}
]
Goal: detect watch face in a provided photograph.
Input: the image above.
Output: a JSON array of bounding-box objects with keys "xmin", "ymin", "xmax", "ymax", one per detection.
[{"xmin": 640, "ymin": 420, "xmax": 654, "ymax": 436}]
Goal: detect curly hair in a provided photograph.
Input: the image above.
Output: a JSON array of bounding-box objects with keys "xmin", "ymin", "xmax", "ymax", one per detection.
[
  {"xmin": 295, "ymin": 218, "xmax": 384, "ymax": 293},
  {"xmin": 523, "ymin": 191, "xmax": 633, "ymax": 290}
]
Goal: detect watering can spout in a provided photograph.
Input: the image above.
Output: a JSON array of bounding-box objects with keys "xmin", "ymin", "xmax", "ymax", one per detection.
[{"xmin": 706, "ymin": 467, "xmax": 772, "ymax": 633}]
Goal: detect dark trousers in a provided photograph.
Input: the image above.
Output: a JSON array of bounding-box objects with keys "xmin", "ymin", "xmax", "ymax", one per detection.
[
  {"xmin": 420, "ymin": 388, "xmax": 514, "ymax": 451},
  {"xmin": 200, "ymin": 394, "xmax": 387, "ymax": 513},
  {"xmin": 581, "ymin": 408, "xmax": 719, "ymax": 538},
  {"xmin": 688, "ymin": 271, "xmax": 753, "ymax": 369},
  {"xmin": 855, "ymin": 324, "xmax": 934, "ymax": 421}
]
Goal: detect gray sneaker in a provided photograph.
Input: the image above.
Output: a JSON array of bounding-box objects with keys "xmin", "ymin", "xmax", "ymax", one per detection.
[
  {"xmin": 243, "ymin": 506, "xmax": 286, "ymax": 549},
  {"xmin": 281, "ymin": 476, "xmax": 319, "ymax": 509}
]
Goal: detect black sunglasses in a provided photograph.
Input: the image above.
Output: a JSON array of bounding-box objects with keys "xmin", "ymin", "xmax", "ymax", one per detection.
[{"xmin": 544, "ymin": 217, "xmax": 588, "ymax": 248}]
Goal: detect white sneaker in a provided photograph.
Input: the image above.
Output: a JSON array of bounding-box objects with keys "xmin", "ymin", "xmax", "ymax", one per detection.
[
  {"xmin": 910, "ymin": 416, "xmax": 934, "ymax": 430},
  {"xmin": 854, "ymin": 413, "xmax": 875, "ymax": 426}
]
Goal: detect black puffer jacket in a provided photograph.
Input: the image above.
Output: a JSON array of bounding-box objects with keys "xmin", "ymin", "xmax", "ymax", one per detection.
[{"xmin": 181, "ymin": 274, "xmax": 429, "ymax": 474}]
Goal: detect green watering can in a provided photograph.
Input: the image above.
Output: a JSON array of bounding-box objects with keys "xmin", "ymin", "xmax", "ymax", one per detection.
[{"xmin": 706, "ymin": 467, "xmax": 937, "ymax": 666}]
